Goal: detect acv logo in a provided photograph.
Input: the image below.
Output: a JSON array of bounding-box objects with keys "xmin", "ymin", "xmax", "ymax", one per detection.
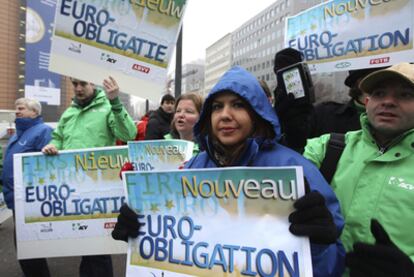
[
  {"xmin": 72, "ymin": 223, "xmax": 88, "ymax": 231},
  {"xmin": 100, "ymin": 53, "xmax": 117, "ymax": 64},
  {"xmin": 335, "ymin": 62, "xmax": 351, "ymax": 69}
]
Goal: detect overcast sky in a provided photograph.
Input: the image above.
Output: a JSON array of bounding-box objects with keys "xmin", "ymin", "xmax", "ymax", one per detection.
[{"xmin": 169, "ymin": 0, "xmax": 277, "ymax": 67}]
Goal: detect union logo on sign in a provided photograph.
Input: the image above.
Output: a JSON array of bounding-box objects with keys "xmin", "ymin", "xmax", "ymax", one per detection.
[
  {"xmin": 132, "ymin": 64, "xmax": 150, "ymax": 74},
  {"xmin": 335, "ymin": 62, "xmax": 351, "ymax": 69},
  {"xmin": 370, "ymin": 57, "xmax": 390, "ymax": 65}
]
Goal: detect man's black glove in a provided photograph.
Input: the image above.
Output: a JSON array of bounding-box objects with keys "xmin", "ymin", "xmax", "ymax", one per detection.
[
  {"xmin": 289, "ymin": 188, "xmax": 338, "ymax": 244},
  {"xmin": 346, "ymin": 219, "xmax": 414, "ymax": 277},
  {"xmin": 274, "ymin": 88, "xmax": 313, "ymax": 152},
  {"xmin": 111, "ymin": 204, "xmax": 140, "ymax": 242}
]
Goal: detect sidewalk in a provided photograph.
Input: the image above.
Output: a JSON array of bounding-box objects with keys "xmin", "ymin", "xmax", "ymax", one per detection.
[{"xmin": 0, "ymin": 217, "xmax": 126, "ymax": 276}]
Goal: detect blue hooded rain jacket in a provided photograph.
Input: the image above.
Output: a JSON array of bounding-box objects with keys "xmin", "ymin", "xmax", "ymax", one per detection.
[
  {"xmin": 2, "ymin": 116, "xmax": 52, "ymax": 209},
  {"xmin": 186, "ymin": 66, "xmax": 345, "ymax": 277}
]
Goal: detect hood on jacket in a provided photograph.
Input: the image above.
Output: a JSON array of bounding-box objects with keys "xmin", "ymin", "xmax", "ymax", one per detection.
[{"xmin": 194, "ymin": 66, "xmax": 281, "ymax": 148}]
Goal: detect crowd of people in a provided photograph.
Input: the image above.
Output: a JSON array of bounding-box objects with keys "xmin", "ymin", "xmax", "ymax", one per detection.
[{"xmin": 2, "ymin": 47, "xmax": 414, "ymax": 277}]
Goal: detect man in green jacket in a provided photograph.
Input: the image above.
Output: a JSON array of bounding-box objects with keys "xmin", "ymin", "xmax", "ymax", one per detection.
[
  {"xmin": 304, "ymin": 62, "xmax": 414, "ymax": 277},
  {"xmin": 42, "ymin": 76, "xmax": 136, "ymax": 277}
]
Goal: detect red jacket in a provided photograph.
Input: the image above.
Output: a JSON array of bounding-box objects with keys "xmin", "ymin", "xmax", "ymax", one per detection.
[{"xmin": 116, "ymin": 114, "xmax": 150, "ymax": 145}]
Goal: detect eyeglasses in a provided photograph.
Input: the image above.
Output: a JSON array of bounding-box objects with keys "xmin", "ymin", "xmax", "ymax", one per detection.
[{"xmin": 71, "ymin": 81, "xmax": 88, "ymax": 87}]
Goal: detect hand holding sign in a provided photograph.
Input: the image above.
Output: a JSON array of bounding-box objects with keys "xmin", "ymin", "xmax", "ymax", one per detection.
[
  {"xmin": 289, "ymin": 182, "xmax": 338, "ymax": 244},
  {"xmin": 112, "ymin": 204, "xmax": 140, "ymax": 243}
]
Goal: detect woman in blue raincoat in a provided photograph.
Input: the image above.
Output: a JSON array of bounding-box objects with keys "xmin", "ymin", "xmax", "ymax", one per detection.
[{"xmin": 114, "ymin": 66, "xmax": 345, "ymax": 277}]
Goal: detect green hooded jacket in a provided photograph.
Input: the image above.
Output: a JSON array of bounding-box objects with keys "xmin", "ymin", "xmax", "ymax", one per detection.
[
  {"xmin": 304, "ymin": 113, "xmax": 414, "ymax": 264},
  {"xmin": 50, "ymin": 90, "xmax": 137, "ymax": 150}
]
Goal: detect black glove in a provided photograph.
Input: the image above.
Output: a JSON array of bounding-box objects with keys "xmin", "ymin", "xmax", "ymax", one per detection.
[
  {"xmin": 111, "ymin": 204, "xmax": 140, "ymax": 242},
  {"xmin": 289, "ymin": 188, "xmax": 338, "ymax": 244},
  {"xmin": 346, "ymin": 219, "xmax": 414, "ymax": 277},
  {"xmin": 274, "ymin": 87, "xmax": 313, "ymax": 152}
]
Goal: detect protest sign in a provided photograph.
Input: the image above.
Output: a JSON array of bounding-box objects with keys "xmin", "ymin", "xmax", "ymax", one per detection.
[
  {"xmin": 285, "ymin": 0, "xmax": 414, "ymax": 72},
  {"xmin": 127, "ymin": 140, "xmax": 194, "ymax": 171},
  {"xmin": 124, "ymin": 167, "xmax": 312, "ymax": 277},
  {"xmin": 14, "ymin": 146, "xmax": 129, "ymax": 259},
  {"xmin": 49, "ymin": 0, "xmax": 188, "ymax": 102}
]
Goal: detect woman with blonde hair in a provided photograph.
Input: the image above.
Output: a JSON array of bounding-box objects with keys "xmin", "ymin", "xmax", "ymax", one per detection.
[{"xmin": 164, "ymin": 92, "xmax": 204, "ymax": 155}]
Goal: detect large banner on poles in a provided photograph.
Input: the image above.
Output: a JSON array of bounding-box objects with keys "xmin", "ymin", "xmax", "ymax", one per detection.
[
  {"xmin": 14, "ymin": 146, "xmax": 129, "ymax": 259},
  {"xmin": 25, "ymin": 0, "xmax": 61, "ymax": 106},
  {"xmin": 285, "ymin": 0, "xmax": 414, "ymax": 73},
  {"xmin": 124, "ymin": 167, "xmax": 313, "ymax": 277},
  {"xmin": 49, "ymin": 0, "xmax": 188, "ymax": 102}
]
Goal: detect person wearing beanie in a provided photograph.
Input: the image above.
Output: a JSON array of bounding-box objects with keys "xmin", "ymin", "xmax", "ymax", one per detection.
[
  {"xmin": 144, "ymin": 94, "xmax": 175, "ymax": 140},
  {"xmin": 307, "ymin": 67, "xmax": 385, "ymax": 138},
  {"xmin": 273, "ymin": 47, "xmax": 303, "ymax": 75},
  {"xmin": 273, "ymin": 47, "xmax": 386, "ymax": 153}
]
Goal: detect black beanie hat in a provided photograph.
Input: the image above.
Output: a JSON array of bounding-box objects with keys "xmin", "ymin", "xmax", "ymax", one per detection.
[
  {"xmin": 273, "ymin": 47, "xmax": 303, "ymax": 74},
  {"xmin": 344, "ymin": 67, "xmax": 387, "ymax": 88},
  {"xmin": 161, "ymin": 94, "xmax": 175, "ymax": 104}
]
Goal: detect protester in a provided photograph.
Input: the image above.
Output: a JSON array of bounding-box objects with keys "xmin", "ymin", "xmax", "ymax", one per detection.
[
  {"xmin": 273, "ymin": 47, "xmax": 385, "ymax": 152},
  {"xmin": 305, "ymin": 67, "xmax": 387, "ymax": 137},
  {"xmin": 272, "ymin": 47, "xmax": 312, "ymax": 151},
  {"xmin": 164, "ymin": 93, "xmax": 203, "ymax": 155},
  {"xmin": 259, "ymin": 79, "xmax": 273, "ymax": 104},
  {"xmin": 303, "ymin": 62, "xmax": 414, "ymax": 277},
  {"xmin": 2, "ymin": 98, "xmax": 53, "ymax": 277},
  {"xmin": 113, "ymin": 67, "xmax": 346, "ymax": 277},
  {"xmin": 144, "ymin": 94, "xmax": 175, "ymax": 140},
  {"xmin": 116, "ymin": 111, "xmax": 152, "ymax": 145},
  {"xmin": 42, "ymin": 76, "xmax": 136, "ymax": 277},
  {"xmin": 136, "ymin": 111, "xmax": 151, "ymax": 141}
]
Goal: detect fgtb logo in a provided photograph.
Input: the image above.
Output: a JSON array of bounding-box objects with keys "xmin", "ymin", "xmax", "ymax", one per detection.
[{"xmin": 370, "ymin": 57, "xmax": 390, "ymax": 65}]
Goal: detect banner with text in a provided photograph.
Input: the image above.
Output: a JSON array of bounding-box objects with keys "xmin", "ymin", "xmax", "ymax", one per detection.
[
  {"xmin": 285, "ymin": 0, "xmax": 414, "ymax": 72},
  {"xmin": 50, "ymin": 0, "xmax": 187, "ymax": 102},
  {"xmin": 124, "ymin": 167, "xmax": 312, "ymax": 277},
  {"xmin": 14, "ymin": 146, "xmax": 129, "ymax": 259},
  {"xmin": 127, "ymin": 139, "xmax": 194, "ymax": 172},
  {"xmin": 25, "ymin": 0, "xmax": 61, "ymax": 105}
]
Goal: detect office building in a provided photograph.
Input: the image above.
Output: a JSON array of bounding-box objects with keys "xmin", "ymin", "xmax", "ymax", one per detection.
[{"xmin": 204, "ymin": 33, "xmax": 232, "ymax": 95}]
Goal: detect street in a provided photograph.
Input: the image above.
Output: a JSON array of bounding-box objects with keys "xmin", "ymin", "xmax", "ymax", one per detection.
[{"xmin": 0, "ymin": 217, "xmax": 127, "ymax": 276}]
